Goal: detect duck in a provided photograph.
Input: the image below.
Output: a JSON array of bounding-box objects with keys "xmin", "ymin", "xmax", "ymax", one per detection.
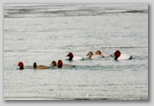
[
  {"xmin": 18, "ymin": 62, "xmax": 33, "ymax": 70},
  {"xmin": 86, "ymin": 51, "xmax": 103, "ymax": 59},
  {"xmin": 57, "ymin": 60, "xmax": 63, "ymax": 68},
  {"xmin": 51, "ymin": 61, "xmax": 57, "ymax": 67},
  {"xmin": 95, "ymin": 50, "xmax": 111, "ymax": 57},
  {"xmin": 33, "ymin": 62, "xmax": 49, "ymax": 69},
  {"xmin": 51, "ymin": 60, "xmax": 75, "ymax": 68},
  {"xmin": 113, "ymin": 50, "xmax": 132, "ymax": 61},
  {"xmin": 58, "ymin": 60, "xmax": 75, "ymax": 68},
  {"xmin": 66, "ymin": 52, "xmax": 84, "ymax": 61}
]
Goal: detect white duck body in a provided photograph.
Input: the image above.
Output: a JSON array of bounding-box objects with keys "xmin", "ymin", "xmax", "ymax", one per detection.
[
  {"xmin": 117, "ymin": 53, "xmax": 132, "ymax": 60},
  {"xmin": 95, "ymin": 50, "xmax": 111, "ymax": 57},
  {"xmin": 71, "ymin": 56, "xmax": 84, "ymax": 60},
  {"xmin": 102, "ymin": 53, "xmax": 111, "ymax": 57},
  {"xmin": 91, "ymin": 55, "xmax": 103, "ymax": 59}
]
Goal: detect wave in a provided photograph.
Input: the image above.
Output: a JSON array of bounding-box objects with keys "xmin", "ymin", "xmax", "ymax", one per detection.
[
  {"xmin": 4, "ymin": 46, "xmax": 147, "ymax": 53},
  {"xmin": 4, "ymin": 4, "xmax": 148, "ymax": 18},
  {"xmin": 101, "ymin": 46, "xmax": 148, "ymax": 49}
]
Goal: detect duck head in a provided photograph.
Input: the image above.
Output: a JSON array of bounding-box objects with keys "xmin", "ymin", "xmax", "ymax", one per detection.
[
  {"xmin": 58, "ymin": 60, "xmax": 63, "ymax": 68},
  {"xmin": 95, "ymin": 50, "xmax": 102, "ymax": 55},
  {"xmin": 66, "ymin": 52, "xmax": 74, "ymax": 61},
  {"xmin": 18, "ymin": 62, "xmax": 24, "ymax": 70},
  {"xmin": 51, "ymin": 61, "xmax": 57, "ymax": 67},
  {"xmin": 33, "ymin": 62, "xmax": 37, "ymax": 69},
  {"xmin": 114, "ymin": 50, "xmax": 121, "ymax": 60},
  {"xmin": 87, "ymin": 51, "xmax": 93, "ymax": 58}
]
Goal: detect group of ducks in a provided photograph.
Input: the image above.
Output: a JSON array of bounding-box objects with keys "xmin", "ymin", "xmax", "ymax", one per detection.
[{"xmin": 18, "ymin": 50, "xmax": 132, "ymax": 70}]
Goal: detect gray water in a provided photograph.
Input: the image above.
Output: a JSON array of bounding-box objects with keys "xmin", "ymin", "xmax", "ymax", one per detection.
[{"xmin": 4, "ymin": 4, "xmax": 148, "ymax": 100}]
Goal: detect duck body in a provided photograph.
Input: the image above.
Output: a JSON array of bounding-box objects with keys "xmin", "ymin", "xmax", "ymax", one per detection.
[
  {"xmin": 33, "ymin": 62, "xmax": 49, "ymax": 69},
  {"xmin": 116, "ymin": 54, "xmax": 132, "ymax": 60},
  {"xmin": 101, "ymin": 53, "xmax": 111, "ymax": 57},
  {"xmin": 70, "ymin": 56, "xmax": 84, "ymax": 60},
  {"xmin": 95, "ymin": 50, "xmax": 111, "ymax": 57},
  {"xmin": 35, "ymin": 65, "xmax": 49, "ymax": 69},
  {"xmin": 88, "ymin": 55, "xmax": 103, "ymax": 59},
  {"xmin": 18, "ymin": 62, "xmax": 33, "ymax": 70},
  {"xmin": 62, "ymin": 64, "xmax": 75, "ymax": 68},
  {"xmin": 24, "ymin": 66, "xmax": 34, "ymax": 69}
]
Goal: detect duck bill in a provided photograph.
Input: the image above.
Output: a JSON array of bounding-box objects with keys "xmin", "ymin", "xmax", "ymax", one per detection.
[
  {"xmin": 110, "ymin": 54, "xmax": 114, "ymax": 57},
  {"xmin": 86, "ymin": 53, "xmax": 89, "ymax": 56},
  {"xmin": 66, "ymin": 54, "xmax": 69, "ymax": 57}
]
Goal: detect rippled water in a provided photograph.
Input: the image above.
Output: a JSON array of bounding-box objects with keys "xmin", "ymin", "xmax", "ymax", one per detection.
[{"xmin": 4, "ymin": 4, "xmax": 148, "ymax": 100}]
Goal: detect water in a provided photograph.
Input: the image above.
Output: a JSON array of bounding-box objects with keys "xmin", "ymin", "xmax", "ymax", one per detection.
[{"xmin": 4, "ymin": 4, "xmax": 148, "ymax": 100}]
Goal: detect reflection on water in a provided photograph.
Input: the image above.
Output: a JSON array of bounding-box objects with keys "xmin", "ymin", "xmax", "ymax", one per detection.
[{"xmin": 4, "ymin": 4, "xmax": 148, "ymax": 100}]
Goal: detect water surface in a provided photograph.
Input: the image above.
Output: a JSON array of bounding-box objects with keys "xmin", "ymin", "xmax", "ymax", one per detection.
[{"xmin": 4, "ymin": 4, "xmax": 148, "ymax": 100}]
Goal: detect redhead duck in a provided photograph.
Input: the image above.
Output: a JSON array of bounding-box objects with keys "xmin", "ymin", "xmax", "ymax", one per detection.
[
  {"xmin": 53, "ymin": 60, "xmax": 75, "ymax": 68},
  {"xmin": 51, "ymin": 61, "xmax": 57, "ymax": 67},
  {"xmin": 114, "ymin": 50, "xmax": 132, "ymax": 61},
  {"xmin": 66, "ymin": 52, "xmax": 84, "ymax": 61},
  {"xmin": 33, "ymin": 62, "xmax": 49, "ymax": 69},
  {"xmin": 18, "ymin": 62, "xmax": 33, "ymax": 70},
  {"xmin": 95, "ymin": 50, "xmax": 111, "ymax": 57}
]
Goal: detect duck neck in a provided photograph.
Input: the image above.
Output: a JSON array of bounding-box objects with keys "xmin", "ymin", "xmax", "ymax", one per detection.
[
  {"xmin": 89, "ymin": 55, "xmax": 92, "ymax": 59},
  {"xmin": 20, "ymin": 66, "xmax": 24, "ymax": 70},
  {"xmin": 33, "ymin": 66, "xmax": 37, "ymax": 69},
  {"xmin": 115, "ymin": 57, "xmax": 118, "ymax": 61},
  {"xmin": 53, "ymin": 65, "xmax": 57, "ymax": 67},
  {"xmin": 58, "ymin": 65, "xmax": 62, "ymax": 68},
  {"xmin": 69, "ymin": 57, "xmax": 73, "ymax": 61},
  {"xmin": 33, "ymin": 63, "xmax": 37, "ymax": 69}
]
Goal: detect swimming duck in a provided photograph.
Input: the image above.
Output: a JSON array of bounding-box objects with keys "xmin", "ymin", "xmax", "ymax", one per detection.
[
  {"xmin": 33, "ymin": 62, "xmax": 49, "ymax": 69},
  {"xmin": 114, "ymin": 50, "xmax": 132, "ymax": 61},
  {"xmin": 66, "ymin": 52, "xmax": 84, "ymax": 61},
  {"xmin": 57, "ymin": 60, "xmax": 63, "ymax": 68},
  {"xmin": 86, "ymin": 51, "xmax": 102, "ymax": 59},
  {"xmin": 51, "ymin": 61, "xmax": 57, "ymax": 67},
  {"xmin": 95, "ymin": 50, "xmax": 111, "ymax": 57},
  {"xmin": 53, "ymin": 60, "xmax": 75, "ymax": 68},
  {"xmin": 18, "ymin": 62, "xmax": 33, "ymax": 70}
]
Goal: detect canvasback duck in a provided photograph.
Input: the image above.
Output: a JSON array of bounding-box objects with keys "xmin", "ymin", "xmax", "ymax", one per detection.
[
  {"xmin": 86, "ymin": 51, "xmax": 102, "ymax": 59},
  {"xmin": 66, "ymin": 52, "xmax": 84, "ymax": 61},
  {"xmin": 33, "ymin": 62, "xmax": 49, "ymax": 69},
  {"xmin": 18, "ymin": 62, "xmax": 24, "ymax": 70},
  {"xmin": 18, "ymin": 62, "xmax": 33, "ymax": 70},
  {"xmin": 114, "ymin": 50, "xmax": 132, "ymax": 61},
  {"xmin": 57, "ymin": 60, "xmax": 75, "ymax": 68},
  {"xmin": 95, "ymin": 50, "xmax": 111, "ymax": 57}
]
